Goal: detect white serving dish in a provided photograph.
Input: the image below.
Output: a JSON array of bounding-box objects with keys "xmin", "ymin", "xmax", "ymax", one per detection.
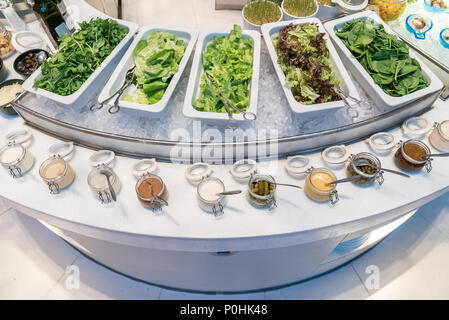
[
  {"xmin": 22, "ymin": 17, "xmax": 138, "ymax": 106},
  {"xmin": 324, "ymin": 11, "xmax": 444, "ymax": 110},
  {"xmin": 98, "ymin": 25, "xmax": 198, "ymax": 116},
  {"xmin": 261, "ymin": 18, "xmax": 360, "ymax": 115},
  {"xmin": 183, "ymin": 29, "xmax": 260, "ymax": 122}
]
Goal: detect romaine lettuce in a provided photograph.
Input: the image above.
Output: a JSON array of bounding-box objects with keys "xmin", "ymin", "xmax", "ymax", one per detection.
[
  {"xmin": 123, "ymin": 31, "xmax": 185, "ymax": 105},
  {"xmin": 193, "ymin": 25, "xmax": 253, "ymax": 113}
]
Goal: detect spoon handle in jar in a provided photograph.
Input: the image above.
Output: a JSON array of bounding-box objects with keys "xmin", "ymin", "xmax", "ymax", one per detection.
[
  {"xmin": 106, "ymin": 176, "xmax": 117, "ymax": 202},
  {"xmin": 327, "ymin": 176, "xmax": 361, "ymax": 185},
  {"xmin": 380, "ymin": 167, "xmax": 410, "ymax": 178},
  {"xmin": 426, "ymin": 152, "xmax": 449, "ymax": 158},
  {"xmin": 216, "ymin": 190, "xmax": 242, "ymax": 196},
  {"xmin": 154, "ymin": 193, "xmax": 168, "ymax": 206},
  {"xmin": 100, "ymin": 171, "xmax": 116, "ymax": 202},
  {"xmin": 274, "ymin": 183, "xmax": 303, "ymax": 189}
]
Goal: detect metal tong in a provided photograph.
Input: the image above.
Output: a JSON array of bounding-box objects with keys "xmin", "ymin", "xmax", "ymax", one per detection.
[
  {"xmin": 204, "ymin": 72, "xmax": 256, "ymax": 129},
  {"xmin": 333, "ymin": 86, "xmax": 365, "ymax": 119},
  {"xmin": 90, "ymin": 66, "xmax": 136, "ymax": 114}
]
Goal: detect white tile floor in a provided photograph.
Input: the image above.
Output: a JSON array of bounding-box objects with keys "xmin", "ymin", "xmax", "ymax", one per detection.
[
  {"xmin": 1, "ymin": 0, "xmax": 449, "ymax": 300},
  {"xmin": 1, "ymin": 191, "xmax": 449, "ymax": 299}
]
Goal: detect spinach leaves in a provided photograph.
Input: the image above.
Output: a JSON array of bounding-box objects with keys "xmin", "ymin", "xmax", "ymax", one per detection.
[
  {"xmin": 33, "ymin": 18, "xmax": 128, "ymax": 96},
  {"xmin": 336, "ymin": 19, "xmax": 429, "ymax": 97}
]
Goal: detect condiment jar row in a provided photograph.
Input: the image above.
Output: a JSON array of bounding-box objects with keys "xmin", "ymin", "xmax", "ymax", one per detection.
[{"xmin": 0, "ymin": 131, "xmax": 169, "ymax": 210}]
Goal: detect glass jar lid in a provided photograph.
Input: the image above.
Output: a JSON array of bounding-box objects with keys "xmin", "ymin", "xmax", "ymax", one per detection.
[
  {"xmin": 88, "ymin": 150, "xmax": 115, "ymax": 168},
  {"xmin": 185, "ymin": 162, "xmax": 212, "ymax": 185},
  {"xmin": 285, "ymin": 155, "xmax": 309, "ymax": 177},
  {"xmin": 230, "ymin": 159, "xmax": 257, "ymax": 181},
  {"xmin": 5, "ymin": 129, "xmax": 32, "ymax": 145},
  {"xmin": 402, "ymin": 117, "xmax": 432, "ymax": 138},
  {"xmin": 321, "ymin": 145, "xmax": 348, "ymax": 166},
  {"xmin": 368, "ymin": 132, "xmax": 396, "ymax": 152},
  {"xmin": 133, "ymin": 158, "xmax": 158, "ymax": 178}
]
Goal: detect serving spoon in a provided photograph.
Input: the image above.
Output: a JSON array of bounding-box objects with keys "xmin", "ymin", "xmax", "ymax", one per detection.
[
  {"xmin": 355, "ymin": 159, "xmax": 410, "ymax": 178},
  {"xmin": 422, "ymin": 152, "xmax": 449, "ymax": 158},
  {"xmin": 216, "ymin": 190, "xmax": 242, "ymax": 196},
  {"xmin": 100, "ymin": 170, "xmax": 116, "ymax": 202},
  {"xmin": 327, "ymin": 176, "xmax": 362, "ymax": 185}
]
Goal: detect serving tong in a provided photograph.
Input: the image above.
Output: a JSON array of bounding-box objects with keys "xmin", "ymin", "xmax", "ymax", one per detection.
[
  {"xmin": 333, "ymin": 86, "xmax": 366, "ymax": 119},
  {"xmin": 90, "ymin": 66, "xmax": 135, "ymax": 114},
  {"xmin": 204, "ymin": 71, "xmax": 256, "ymax": 129}
]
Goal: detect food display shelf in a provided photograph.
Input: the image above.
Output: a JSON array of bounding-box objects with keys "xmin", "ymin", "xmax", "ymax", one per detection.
[{"xmin": 1, "ymin": 0, "xmax": 449, "ymax": 292}]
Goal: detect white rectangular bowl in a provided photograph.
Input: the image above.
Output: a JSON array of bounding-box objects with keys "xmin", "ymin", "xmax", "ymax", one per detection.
[
  {"xmin": 324, "ymin": 11, "xmax": 444, "ymax": 109},
  {"xmin": 183, "ymin": 29, "xmax": 260, "ymax": 122},
  {"xmin": 98, "ymin": 25, "xmax": 199, "ymax": 116},
  {"xmin": 22, "ymin": 17, "xmax": 138, "ymax": 106},
  {"xmin": 261, "ymin": 18, "xmax": 360, "ymax": 115}
]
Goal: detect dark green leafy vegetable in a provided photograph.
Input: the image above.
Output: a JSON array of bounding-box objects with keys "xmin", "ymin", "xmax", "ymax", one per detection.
[
  {"xmin": 193, "ymin": 25, "xmax": 253, "ymax": 113},
  {"xmin": 33, "ymin": 18, "xmax": 128, "ymax": 96},
  {"xmin": 335, "ymin": 19, "xmax": 429, "ymax": 97}
]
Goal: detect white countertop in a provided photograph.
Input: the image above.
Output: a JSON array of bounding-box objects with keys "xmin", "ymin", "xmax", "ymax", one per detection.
[{"xmin": 1, "ymin": 0, "xmax": 449, "ymax": 252}]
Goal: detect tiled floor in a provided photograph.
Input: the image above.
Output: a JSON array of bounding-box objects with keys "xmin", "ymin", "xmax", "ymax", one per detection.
[{"xmin": 1, "ymin": 191, "xmax": 449, "ymax": 299}]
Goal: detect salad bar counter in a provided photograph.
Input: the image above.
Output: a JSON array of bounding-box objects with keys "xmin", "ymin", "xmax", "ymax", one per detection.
[{"xmin": 1, "ymin": 0, "xmax": 449, "ymax": 292}]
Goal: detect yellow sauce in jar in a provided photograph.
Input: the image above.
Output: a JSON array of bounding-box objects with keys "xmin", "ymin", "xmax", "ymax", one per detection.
[
  {"xmin": 304, "ymin": 168, "xmax": 337, "ymax": 203},
  {"xmin": 310, "ymin": 171, "xmax": 334, "ymax": 191}
]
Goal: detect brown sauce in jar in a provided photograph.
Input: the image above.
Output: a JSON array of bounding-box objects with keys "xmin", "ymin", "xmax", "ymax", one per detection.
[
  {"xmin": 394, "ymin": 141, "xmax": 428, "ymax": 172},
  {"xmin": 136, "ymin": 176, "xmax": 167, "ymax": 209}
]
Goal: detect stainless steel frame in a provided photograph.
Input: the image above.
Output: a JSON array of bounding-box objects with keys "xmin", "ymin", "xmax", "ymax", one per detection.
[{"xmin": 11, "ymin": 89, "xmax": 441, "ymax": 163}]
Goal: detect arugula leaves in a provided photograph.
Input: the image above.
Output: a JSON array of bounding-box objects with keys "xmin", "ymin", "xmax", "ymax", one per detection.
[
  {"xmin": 33, "ymin": 18, "xmax": 128, "ymax": 96},
  {"xmin": 336, "ymin": 19, "xmax": 429, "ymax": 97},
  {"xmin": 193, "ymin": 25, "xmax": 253, "ymax": 113}
]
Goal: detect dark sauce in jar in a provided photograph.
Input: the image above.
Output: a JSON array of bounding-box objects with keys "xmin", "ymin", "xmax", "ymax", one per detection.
[{"xmin": 394, "ymin": 140, "xmax": 429, "ymax": 172}]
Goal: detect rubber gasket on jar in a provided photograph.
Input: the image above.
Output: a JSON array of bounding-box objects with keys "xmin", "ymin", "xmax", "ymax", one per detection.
[
  {"xmin": 48, "ymin": 141, "xmax": 74, "ymax": 158},
  {"xmin": 5, "ymin": 129, "xmax": 32, "ymax": 145},
  {"xmin": 285, "ymin": 156, "xmax": 309, "ymax": 178},
  {"xmin": 185, "ymin": 162, "xmax": 212, "ymax": 185},
  {"xmin": 89, "ymin": 150, "xmax": 115, "ymax": 167},
  {"xmin": 133, "ymin": 158, "xmax": 158, "ymax": 178},
  {"xmin": 368, "ymin": 132, "xmax": 396, "ymax": 153},
  {"xmin": 321, "ymin": 145, "xmax": 348, "ymax": 168},
  {"xmin": 230, "ymin": 159, "xmax": 257, "ymax": 181},
  {"xmin": 402, "ymin": 117, "xmax": 432, "ymax": 138}
]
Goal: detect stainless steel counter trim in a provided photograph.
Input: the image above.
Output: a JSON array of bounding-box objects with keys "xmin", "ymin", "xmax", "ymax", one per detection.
[{"xmin": 11, "ymin": 89, "xmax": 441, "ymax": 162}]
